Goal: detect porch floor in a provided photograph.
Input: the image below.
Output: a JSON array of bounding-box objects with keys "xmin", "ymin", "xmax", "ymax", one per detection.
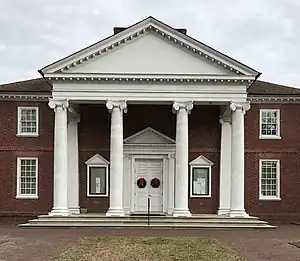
[{"xmin": 19, "ymin": 213, "xmax": 276, "ymax": 229}]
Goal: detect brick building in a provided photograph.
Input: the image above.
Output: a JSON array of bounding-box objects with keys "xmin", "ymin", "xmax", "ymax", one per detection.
[{"xmin": 1, "ymin": 17, "xmax": 300, "ymax": 225}]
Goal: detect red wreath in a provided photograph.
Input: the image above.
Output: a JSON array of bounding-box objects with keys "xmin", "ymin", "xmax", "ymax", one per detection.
[
  {"xmin": 150, "ymin": 177, "xmax": 160, "ymax": 188},
  {"xmin": 137, "ymin": 177, "xmax": 147, "ymax": 188}
]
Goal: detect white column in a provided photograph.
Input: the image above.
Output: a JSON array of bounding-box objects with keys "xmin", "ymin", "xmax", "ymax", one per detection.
[
  {"xmin": 106, "ymin": 100, "xmax": 127, "ymax": 216},
  {"xmin": 48, "ymin": 99, "xmax": 70, "ymax": 216},
  {"xmin": 172, "ymin": 101, "xmax": 193, "ymax": 217},
  {"xmin": 67, "ymin": 114, "xmax": 80, "ymax": 214},
  {"xmin": 167, "ymin": 154, "xmax": 175, "ymax": 215},
  {"xmin": 123, "ymin": 155, "xmax": 131, "ymax": 215},
  {"xmin": 229, "ymin": 101, "xmax": 250, "ymax": 217},
  {"xmin": 218, "ymin": 114, "xmax": 232, "ymax": 215}
]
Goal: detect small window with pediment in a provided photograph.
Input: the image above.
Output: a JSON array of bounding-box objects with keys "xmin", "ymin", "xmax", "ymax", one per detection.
[
  {"xmin": 189, "ymin": 155, "xmax": 213, "ymax": 198},
  {"xmin": 85, "ymin": 154, "xmax": 109, "ymax": 197}
]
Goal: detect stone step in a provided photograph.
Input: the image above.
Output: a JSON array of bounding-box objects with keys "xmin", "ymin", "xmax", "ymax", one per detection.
[
  {"xmin": 19, "ymin": 221, "xmax": 276, "ymax": 229},
  {"xmin": 27, "ymin": 218, "xmax": 268, "ymax": 224},
  {"xmin": 37, "ymin": 214, "xmax": 259, "ymax": 220},
  {"xmin": 36, "ymin": 216, "xmax": 260, "ymax": 222}
]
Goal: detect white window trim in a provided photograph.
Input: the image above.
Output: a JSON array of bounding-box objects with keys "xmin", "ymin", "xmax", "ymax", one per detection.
[
  {"xmin": 16, "ymin": 157, "xmax": 39, "ymax": 199},
  {"xmin": 87, "ymin": 164, "xmax": 109, "ymax": 197},
  {"xmin": 259, "ymin": 159, "xmax": 281, "ymax": 201},
  {"xmin": 259, "ymin": 109, "xmax": 281, "ymax": 140},
  {"xmin": 189, "ymin": 165, "xmax": 212, "ymax": 198},
  {"xmin": 17, "ymin": 106, "xmax": 39, "ymax": 137}
]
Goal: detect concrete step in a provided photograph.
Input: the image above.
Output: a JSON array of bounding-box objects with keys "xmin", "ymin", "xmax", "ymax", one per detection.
[
  {"xmin": 35, "ymin": 215, "xmax": 260, "ymax": 222},
  {"xmin": 18, "ymin": 214, "xmax": 276, "ymax": 229},
  {"xmin": 26, "ymin": 218, "xmax": 268, "ymax": 225},
  {"xmin": 36, "ymin": 214, "xmax": 259, "ymax": 220},
  {"xmin": 19, "ymin": 221, "xmax": 276, "ymax": 229}
]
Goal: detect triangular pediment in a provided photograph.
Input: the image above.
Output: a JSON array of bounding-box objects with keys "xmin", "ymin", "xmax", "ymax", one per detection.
[
  {"xmin": 124, "ymin": 127, "xmax": 175, "ymax": 145},
  {"xmin": 189, "ymin": 155, "xmax": 214, "ymax": 166},
  {"xmin": 56, "ymin": 34, "xmax": 233, "ymax": 75},
  {"xmin": 85, "ymin": 154, "xmax": 109, "ymax": 165},
  {"xmin": 41, "ymin": 17, "xmax": 259, "ymax": 77}
]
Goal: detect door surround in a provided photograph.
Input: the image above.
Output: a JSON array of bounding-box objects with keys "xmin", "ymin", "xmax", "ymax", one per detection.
[{"xmin": 123, "ymin": 127, "xmax": 176, "ymax": 215}]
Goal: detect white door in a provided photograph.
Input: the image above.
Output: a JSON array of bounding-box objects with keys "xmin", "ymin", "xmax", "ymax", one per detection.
[{"xmin": 134, "ymin": 158, "xmax": 163, "ymax": 213}]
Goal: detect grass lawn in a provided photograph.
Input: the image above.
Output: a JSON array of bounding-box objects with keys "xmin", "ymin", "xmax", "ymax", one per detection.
[{"xmin": 53, "ymin": 236, "xmax": 242, "ymax": 261}]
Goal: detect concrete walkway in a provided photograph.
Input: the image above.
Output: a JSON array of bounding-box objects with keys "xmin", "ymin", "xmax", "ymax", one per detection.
[{"xmin": 0, "ymin": 224, "xmax": 299, "ymax": 261}]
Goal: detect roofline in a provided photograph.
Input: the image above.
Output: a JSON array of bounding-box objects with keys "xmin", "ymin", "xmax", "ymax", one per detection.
[
  {"xmin": 40, "ymin": 16, "xmax": 260, "ymax": 75},
  {"xmin": 0, "ymin": 77, "xmax": 43, "ymax": 86},
  {"xmin": 247, "ymin": 72, "xmax": 262, "ymax": 91},
  {"xmin": 149, "ymin": 16, "xmax": 261, "ymax": 75},
  {"xmin": 40, "ymin": 16, "xmax": 152, "ymax": 72}
]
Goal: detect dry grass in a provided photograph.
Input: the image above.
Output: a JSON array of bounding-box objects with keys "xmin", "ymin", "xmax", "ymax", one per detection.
[{"xmin": 53, "ymin": 236, "xmax": 242, "ymax": 261}]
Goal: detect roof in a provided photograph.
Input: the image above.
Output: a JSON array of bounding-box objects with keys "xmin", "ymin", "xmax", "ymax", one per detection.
[
  {"xmin": 248, "ymin": 81, "xmax": 300, "ymax": 96},
  {"xmin": 0, "ymin": 77, "xmax": 300, "ymax": 96},
  {"xmin": 0, "ymin": 78, "xmax": 51, "ymax": 93}
]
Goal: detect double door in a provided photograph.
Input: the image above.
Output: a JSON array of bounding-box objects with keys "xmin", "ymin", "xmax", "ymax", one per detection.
[{"xmin": 134, "ymin": 158, "xmax": 163, "ymax": 213}]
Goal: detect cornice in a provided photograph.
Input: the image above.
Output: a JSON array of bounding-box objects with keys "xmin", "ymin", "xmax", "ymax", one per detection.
[
  {"xmin": 46, "ymin": 75, "xmax": 254, "ymax": 85},
  {"xmin": 55, "ymin": 25, "xmax": 245, "ymax": 75},
  {"xmin": 0, "ymin": 94, "xmax": 50, "ymax": 101},
  {"xmin": 248, "ymin": 96, "xmax": 300, "ymax": 103}
]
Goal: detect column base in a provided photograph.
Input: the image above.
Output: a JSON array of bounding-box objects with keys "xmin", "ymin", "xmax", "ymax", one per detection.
[
  {"xmin": 228, "ymin": 209, "xmax": 249, "ymax": 218},
  {"xmin": 68, "ymin": 207, "xmax": 80, "ymax": 215},
  {"xmin": 173, "ymin": 209, "xmax": 191, "ymax": 217},
  {"xmin": 217, "ymin": 208, "xmax": 230, "ymax": 215},
  {"xmin": 124, "ymin": 207, "xmax": 131, "ymax": 215},
  {"xmin": 167, "ymin": 208, "xmax": 174, "ymax": 216},
  {"xmin": 49, "ymin": 207, "xmax": 70, "ymax": 216},
  {"xmin": 106, "ymin": 208, "xmax": 126, "ymax": 217}
]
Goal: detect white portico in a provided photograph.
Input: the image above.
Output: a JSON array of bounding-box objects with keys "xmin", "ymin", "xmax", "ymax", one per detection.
[{"xmin": 39, "ymin": 16, "xmax": 260, "ymax": 219}]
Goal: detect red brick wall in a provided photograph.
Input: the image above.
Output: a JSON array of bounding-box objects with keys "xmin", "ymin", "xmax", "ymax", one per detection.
[
  {"xmin": 78, "ymin": 104, "xmax": 220, "ymax": 214},
  {"xmin": 188, "ymin": 105, "xmax": 220, "ymax": 214},
  {"xmin": 245, "ymin": 103, "xmax": 300, "ymax": 221},
  {"xmin": 1, "ymin": 100, "xmax": 300, "ymax": 222},
  {"xmin": 0, "ymin": 101, "xmax": 54, "ymax": 216}
]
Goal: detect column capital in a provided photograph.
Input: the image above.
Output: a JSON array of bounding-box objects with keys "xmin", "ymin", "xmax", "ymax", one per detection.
[
  {"xmin": 106, "ymin": 100, "xmax": 127, "ymax": 113},
  {"xmin": 172, "ymin": 101, "xmax": 193, "ymax": 114},
  {"xmin": 219, "ymin": 116, "xmax": 231, "ymax": 125},
  {"xmin": 68, "ymin": 104, "xmax": 80, "ymax": 123},
  {"xmin": 48, "ymin": 98, "xmax": 69, "ymax": 110},
  {"xmin": 230, "ymin": 101, "xmax": 250, "ymax": 113}
]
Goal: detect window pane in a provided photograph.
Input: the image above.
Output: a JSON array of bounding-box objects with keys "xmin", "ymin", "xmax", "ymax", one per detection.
[
  {"xmin": 89, "ymin": 167, "xmax": 106, "ymax": 195},
  {"xmin": 192, "ymin": 168, "xmax": 209, "ymax": 196}
]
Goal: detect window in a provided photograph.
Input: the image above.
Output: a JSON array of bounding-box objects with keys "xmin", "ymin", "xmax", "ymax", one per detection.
[
  {"xmin": 17, "ymin": 107, "xmax": 39, "ymax": 136},
  {"xmin": 259, "ymin": 159, "xmax": 280, "ymax": 200},
  {"xmin": 85, "ymin": 154, "xmax": 109, "ymax": 197},
  {"xmin": 189, "ymin": 155, "xmax": 213, "ymax": 198},
  {"xmin": 190, "ymin": 167, "xmax": 210, "ymax": 197},
  {"xmin": 259, "ymin": 109, "xmax": 280, "ymax": 139},
  {"xmin": 87, "ymin": 166, "xmax": 108, "ymax": 196},
  {"xmin": 16, "ymin": 157, "xmax": 38, "ymax": 198}
]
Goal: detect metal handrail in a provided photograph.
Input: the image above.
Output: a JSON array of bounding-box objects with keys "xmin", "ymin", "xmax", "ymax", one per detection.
[{"xmin": 147, "ymin": 195, "xmax": 151, "ymax": 226}]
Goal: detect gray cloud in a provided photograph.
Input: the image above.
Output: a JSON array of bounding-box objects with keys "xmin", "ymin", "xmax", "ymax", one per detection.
[{"xmin": 0, "ymin": 0, "xmax": 299, "ymax": 87}]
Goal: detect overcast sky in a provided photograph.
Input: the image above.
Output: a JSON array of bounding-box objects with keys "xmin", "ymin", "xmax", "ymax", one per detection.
[{"xmin": 0, "ymin": 0, "xmax": 299, "ymax": 87}]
